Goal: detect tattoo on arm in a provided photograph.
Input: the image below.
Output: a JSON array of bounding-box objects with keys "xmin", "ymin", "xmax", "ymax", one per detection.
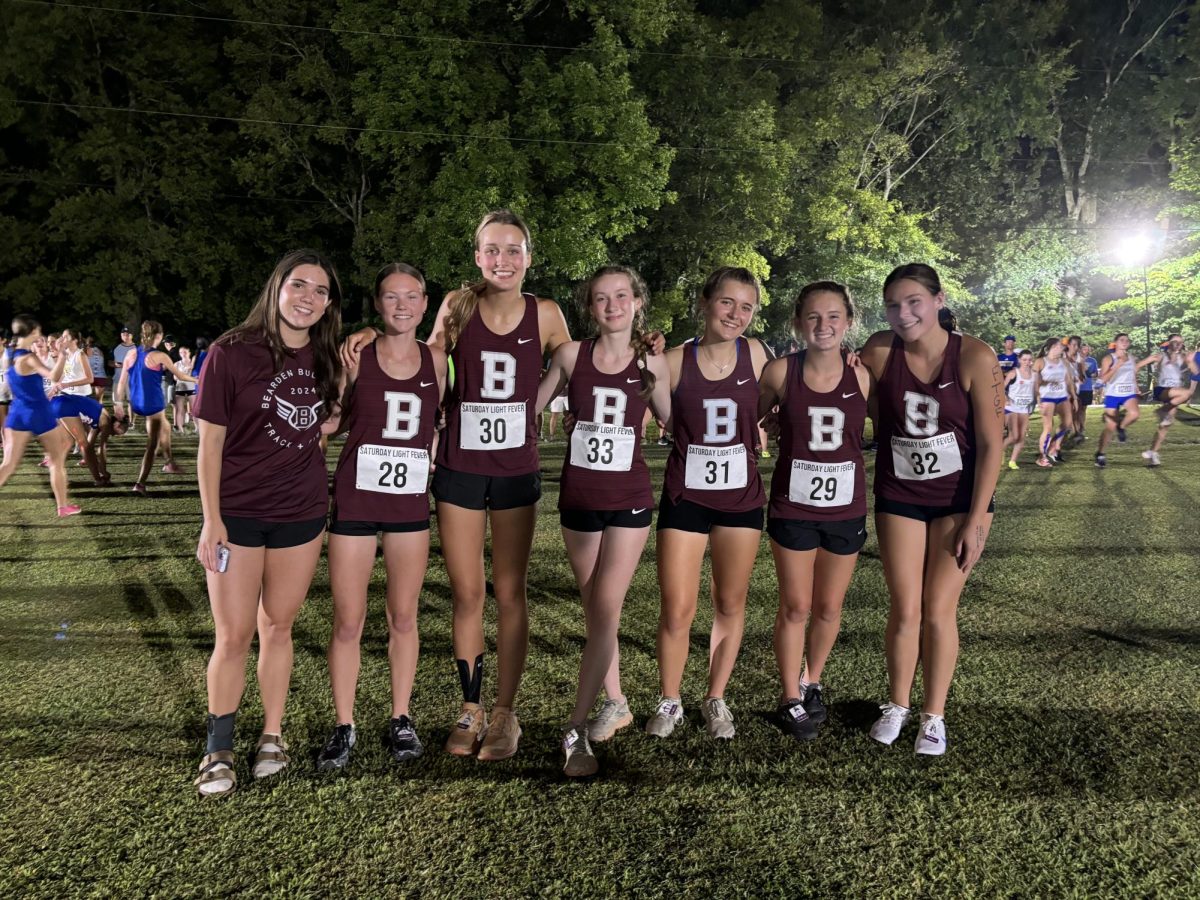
[
  {"xmin": 976, "ymin": 524, "xmax": 985, "ymax": 546},
  {"xmin": 990, "ymin": 363, "xmax": 1004, "ymax": 420}
]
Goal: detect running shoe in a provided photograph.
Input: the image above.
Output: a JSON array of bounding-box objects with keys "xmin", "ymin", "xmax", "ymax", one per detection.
[
  {"xmin": 868, "ymin": 702, "xmax": 910, "ymax": 746},
  {"xmin": 656, "ymin": 436, "xmax": 670, "ymax": 446},
  {"xmin": 161, "ymin": 462, "xmax": 183, "ymax": 474},
  {"xmin": 131, "ymin": 483, "xmax": 147, "ymax": 494},
  {"xmin": 645, "ymin": 697, "xmax": 684, "ymax": 738},
  {"xmin": 387, "ymin": 715, "xmax": 424, "ymax": 762},
  {"xmin": 1094, "ymin": 453, "xmax": 1106, "ymax": 469},
  {"xmin": 587, "ymin": 698, "xmax": 633, "ymax": 743},
  {"xmin": 478, "ymin": 706, "xmax": 521, "ymax": 761},
  {"xmin": 1006, "ymin": 460, "xmax": 1018, "ymax": 470},
  {"xmin": 802, "ymin": 683, "xmax": 828, "ymax": 725},
  {"xmin": 562, "ymin": 725, "xmax": 598, "ymax": 778},
  {"xmin": 1144, "ymin": 450, "xmax": 1161, "ymax": 467},
  {"xmin": 701, "ymin": 697, "xmax": 735, "ymax": 740},
  {"xmin": 1117, "ymin": 426, "xmax": 1127, "ymax": 443},
  {"xmin": 761, "ymin": 449, "xmax": 771, "ymax": 459},
  {"xmin": 56, "ymin": 505, "xmax": 82, "ymax": 518},
  {"xmin": 317, "ymin": 723, "xmax": 356, "ymax": 771},
  {"xmin": 914, "ymin": 713, "xmax": 947, "ymax": 756},
  {"xmin": 1051, "ymin": 452, "xmax": 1065, "ymax": 464},
  {"xmin": 444, "ymin": 702, "xmax": 487, "ymax": 757},
  {"xmin": 775, "ymin": 698, "xmax": 818, "ymax": 741},
  {"xmin": 37, "ymin": 457, "xmax": 49, "ymax": 468},
  {"xmin": 1036, "ymin": 456, "xmax": 1052, "ymax": 468}
]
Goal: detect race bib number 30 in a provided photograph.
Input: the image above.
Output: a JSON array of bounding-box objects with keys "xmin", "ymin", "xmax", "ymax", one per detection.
[
  {"xmin": 356, "ymin": 445, "xmax": 430, "ymax": 495},
  {"xmin": 890, "ymin": 432, "xmax": 963, "ymax": 481},
  {"xmin": 788, "ymin": 459, "xmax": 855, "ymax": 508},
  {"xmin": 570, "ymin": 421, "xmax": 636, "ymax": 472},
  {"xmin": 684, "ymin": 444, "xmax": 748, "ymax": 491},
  {"xmin": 460, "ymin": 402, "xmax": 526, "ymax": 451}
]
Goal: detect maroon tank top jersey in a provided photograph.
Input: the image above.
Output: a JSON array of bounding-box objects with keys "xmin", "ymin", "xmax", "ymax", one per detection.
[
  {"xmin": 662, "ymin": 338, "xmax": 765, "ymax": 512},
  {"xmin": 770, "ymin": 352, "xmax": 867, "ymax": 521},
  {"xmin": 333, "ymin": 342, "xmax": 440, "ymax": 523},
  {"xmin": 874, "ymin": 332, "xmax": 976, "ymax": 507},
  {"xmin": 436, "ymin": 292, "xmax": 542, "ymax": 476},
  {"xmin": 559, "ymin": 339, "xmax": 653, "ymax": 511}
]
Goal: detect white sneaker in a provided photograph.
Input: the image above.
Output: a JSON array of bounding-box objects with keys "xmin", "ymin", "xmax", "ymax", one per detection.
[
  {"xmin": 1145, "ymin": 451, "xmax": 1161, "ymax": 467},
  {"xmin": 701, "ymin": 697, "xmax": 736, "ymax": 740},
  {"xmin": 562, "ymin": 725, "xmax": 598, "ymax": 777},
  {"xmin": 914, "ymin": 713, "xmax": 948, "ymax": 756},
  {"xmin": 868, "ymin": 702, "xmax": 910, "ymax": 746},
  {"xmin": 1141, "ymin": 449, "xmax": 1154, "ymax": 459},
  {"xmin": 587, "ymin": 698, "xmax": 633, "ymax": 743},
  {"xmin": 645, "ymin": 697, "xmax": 684, "ymax": 738}
]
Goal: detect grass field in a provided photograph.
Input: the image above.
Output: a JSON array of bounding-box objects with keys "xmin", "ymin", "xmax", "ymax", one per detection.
[{"xmin": 2, "ymin": 410, "xmax": 1200, "ymax": 898}]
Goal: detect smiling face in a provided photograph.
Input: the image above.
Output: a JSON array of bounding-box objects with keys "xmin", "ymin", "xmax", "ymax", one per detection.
[
  {"xmin": 375, "ymin": 272, "xmax": 428, "ymax": 337},
  {"xmin": 475, "ymin": 223, "xmax": 530, "ymax": 292},
  {"xmin": 1116, "ymin": 334, "xmax": 1131, "ymax": 352},
  {"xmin": 795, "ymin": 290, "xmax": 851, "ymax": 351},
  {"xmin": 589, "ymin": 272, "xmax": 642, "ymax": 336},
  {"xmin": 702, "ymin": 279, "xmax": 758, "ymax": 342},
  {"xmin": 884, "ymin": 278, "xmax": 944, "ymax": 342},
  {"xmin": 1018, "ymin": 351, "xmax": 1033, "ymax": 373},
  {"xmin": 277, "ymin": 263, "xmax": 331, "ymax": 337}
]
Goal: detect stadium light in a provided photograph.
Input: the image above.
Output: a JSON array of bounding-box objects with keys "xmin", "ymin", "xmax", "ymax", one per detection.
[{"xmin": 1117, "ymin": 232, "xmax": 1154, "ymax": 357}]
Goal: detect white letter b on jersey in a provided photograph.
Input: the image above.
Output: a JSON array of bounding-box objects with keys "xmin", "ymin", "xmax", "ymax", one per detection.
[
  {"xmin": 702, "ymin": 398, "xmax": 737, "ymax": 443},
  {"xmin": 903, "ymin": 391, "xmax": 940, "ymax": 437},
  {"xmin": 807, "ymin": 407, "xmax": 845, "ymax": 451},
  {"xmin": 480, "ymin": 351, "xmax": 516, "ymax": 400},
  {"xmin": 592, "ymin": 387, "xmax": 628, "ymax": 426},
  {"xmin": 382, "ymin": 391, "xmax": 421, "ymax": 440}
]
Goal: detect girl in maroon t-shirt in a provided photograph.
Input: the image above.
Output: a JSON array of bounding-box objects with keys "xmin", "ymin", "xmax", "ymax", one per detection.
[
  {"xmin": 192, "ymin": 249, "xmax": 343, "ymax": 797},
  {"xmin": 316, "ymin": 263, "xmax": 448, "ymax": 771},
  {"xmin": 343, "ymin": 210, "xmax": 572, "ymax": 762},
  {"xmin": 859, "ymin": 264, "xmax": 1003, "ymax": 757},
  {"xmin": 534, "ymin": 265, "xmax": 671, "ymax": 777},
  {"xmin": 648, "ymin": 267, "xmax": 771, "ymax": 743},
  {"xmin": 757, "ymin": 282, "xmax": 873, "ymax": 742}
]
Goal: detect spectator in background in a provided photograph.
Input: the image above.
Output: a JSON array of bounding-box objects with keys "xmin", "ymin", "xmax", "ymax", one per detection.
[
  {"xmin": 173, "ymin": 345, "xmax": 196, "ymax": 433},
  {"xmin": 84, "ymin": 336, "xmax": 108, "ymax": 403},
  {"xmin": 1076, "ymin": 342, "xmax": 1099, "ymax": 441},
  {"xmin": 112, "ymin": 325, "xmax": 138, "ymax": 430},
  {"xmin": 997, "ymin": 335, "xmax": 1019, "ymax": 376},
  {"xmin": 163, "ymin": 335, "xmax": 179, "ymax": 418}
]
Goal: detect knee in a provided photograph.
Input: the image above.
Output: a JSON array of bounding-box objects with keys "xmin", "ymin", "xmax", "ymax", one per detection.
[
  {"xmin": 712, "ymin": 590, "xmax": 747, "ymax": 620},
  {"xmin": 331, "ymin": 613, "xmax": 365, "ymax": 645},
  {"xmin": 659, "ymin": 599, "xmax": 696, "ymax": 634},
  {"xmin": 811, "ymin": 599, "xmax": 843, "ymax": 626},
  {"xmin": 386, "ymin": 607, "xmax": 417, "ymax": 637},
  {"xmin": 778, "ymin": 596, "xmax": 812, "ymax": 626},
  {"xmin": 451, "ymin": 588, "xmax": 486, "ymax": 618},
  {"xmin": 258, "ymin": 616, "xmax": 294, "ymax": 646},
  {"xmin": 493, "ymin": 586, "xmax": 528, "ymax": 618},
  {"xmin": 214, "ymin": 627, "xmax": 254, "ymax": 658},
  {"xmin": 887, "ymin": 599, "xmax": 922, "ymax": 634}
]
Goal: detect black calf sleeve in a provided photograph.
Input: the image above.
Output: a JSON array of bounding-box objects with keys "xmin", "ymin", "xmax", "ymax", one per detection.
[
  {"xmin": 456, "ymin": 654, "xmax": 484, "ymax": 704},
  {"xmin": 205, "ymin": 712, "xmax": 235, "ymax": 755}
]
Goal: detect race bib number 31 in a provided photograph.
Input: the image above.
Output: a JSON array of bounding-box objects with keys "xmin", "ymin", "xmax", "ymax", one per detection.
[
  {"xmin": 460, "ymin": 402, "xmax": 527, "ymax": 451},
  {"xmin": 356, "ymin": 445, "xmax": 430, "ymax": 495},
  {"xmin": 788, "ymin": 459, "xmax": 855, "ymax": 508},
  {"xmin": 890, "ymin": 432, "xmax": 963, "ymax": 481},
  {"xmin": 684, "ymin": 444, "xmax": 748, "ymax": 491},
  {"xmin": 570, "ymin": 421, "xmax": 636, "ymax": 472}
]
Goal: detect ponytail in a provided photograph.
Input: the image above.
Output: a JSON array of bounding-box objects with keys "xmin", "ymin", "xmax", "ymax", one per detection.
[{"xmin": 140, "ymin": 320, "xmax": 163, "ymax": 347}]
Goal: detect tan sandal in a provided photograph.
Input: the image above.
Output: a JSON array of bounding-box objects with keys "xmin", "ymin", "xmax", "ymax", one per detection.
[
  {"xmin": 252, "ymin": 733, "xmax": 290, "ymax": 779},
  {"xmin": 194, "ymin": 750, "xmax": 236, "ymax": 797}
]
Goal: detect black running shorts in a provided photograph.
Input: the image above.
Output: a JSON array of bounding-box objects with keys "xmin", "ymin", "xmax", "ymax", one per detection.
[
  {"xmin": 431, "ymin": 467, "xmax": 541, "ymax": 511},
  {"xmin": 768, "ymin": 515, "xmax": 868, "ymax": 555},
  {"xmin": 656, "ymin": 495, "xmax": 763, "ymax": 534}
]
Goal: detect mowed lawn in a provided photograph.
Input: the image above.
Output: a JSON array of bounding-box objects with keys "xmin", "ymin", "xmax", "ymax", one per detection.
[{"xmin": 2, "ymin": 410, "xmax": 1199, "ymax": 898}]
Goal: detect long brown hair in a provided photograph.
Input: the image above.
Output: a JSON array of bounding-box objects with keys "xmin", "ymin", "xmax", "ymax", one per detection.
[
  {"xmin": 444, "ymin": 210, "xmax": 532, "ymax": 355},
  {"xmin": 215, "ymin": 249, "xmax": 344, "ymax": 414},
  {"xmin": 139, "ymin": 320, "xmax": 163, "ymax": 347},
  {"xmin": 575, "ymin": 264, "xmax": 656, "ymax": 401}
]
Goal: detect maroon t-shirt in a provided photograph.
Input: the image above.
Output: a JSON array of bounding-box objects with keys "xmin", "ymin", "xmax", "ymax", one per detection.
[
  {"xmin": 662, "ymin": 337, "xmax": 765, "ymax": 513},
  {"xmin": 874, "ymin": 332, "xmax": 976, "ymax": 507},
  {"xmin": 770, "ymin": 352, "xmax": 867, "ymax": 521},
  {"xmin": 193, "ymin": 339, "xmax": 328, "ymax": 521},
  {"xmin": 332, "ymin": 342, "xmax": 439, "ymax": 523},
  {"xmin": 436, "ymin": 293, "xmax": 542, "ymax": 476},
  {"xmin": 559, "ymin": 339, "xmax": 654, "ymax": 511}
]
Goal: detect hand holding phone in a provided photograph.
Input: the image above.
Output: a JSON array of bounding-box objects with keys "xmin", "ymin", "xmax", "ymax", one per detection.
[{"xmin": 216, "ymin": 544, "xmax": 230, "ymax": 574}]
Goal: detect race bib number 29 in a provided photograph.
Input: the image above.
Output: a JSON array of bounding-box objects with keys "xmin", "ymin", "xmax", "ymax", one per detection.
[
  {"xmin": 789, "ymin": 459, "xmax": 855, "ymax": 508},
  {"xmin": 460, "ymin": 402, "xmax": 527, "ymax": 451}
]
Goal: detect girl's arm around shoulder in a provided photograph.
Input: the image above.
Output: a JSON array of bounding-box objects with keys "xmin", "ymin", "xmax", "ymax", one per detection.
[
  {"xmin": 426, "ymin": 294, "xmax": 454, "ymax": 354},
  {"xmin": 536, "ymin": 340, "xmax": 579, "ymax": 415},
  {"xmin": 757, "ymin": 355, "xmax": 789, "ymax": 421},
  {"xmin": 428, "ymin": 344, "xmax": 449, "ymax": 401},
  {"xmin": 858, "ymin": 330, "xmax": 894, "ymax": 381},
  {"xmin": 537, "ymin": 297, "xmax": 572, "ymax": 356},
  {"xmin": 665, "ymin": 343, "xmax": 687, "ymax": 392},
  {"xmin": 646, "ymin": 352, "xmax": 672, "ymax": 424},
  {"xmin": 749, "ymin": 337, "xmax": 773, "ymax": 378}
]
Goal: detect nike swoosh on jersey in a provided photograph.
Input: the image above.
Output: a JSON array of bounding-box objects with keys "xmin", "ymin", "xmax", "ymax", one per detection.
[
  {"xmin": 938, "ymin": 381, "xmax": 955, "ymax": 389},
  {"xmin": 632, "ymin": 508, "xmax": 647, "ymax": 515},
  {"xmin": 626, "ymin": 378, "xmax": 640, "ymax": 384},
  {"xmin": 517, "ymin": 338, "xmax": 534, "ymax": 344},
  {"xmin": 420, "ymin": 382, "xmax": 435, "ymax": 388},
  {"xmin": 737, "ymin": 378, "xmax": 751, "ymax": 385},
  {"xmin": 842, "ymin": 392, "xmax": 857, "ymax": 398}
]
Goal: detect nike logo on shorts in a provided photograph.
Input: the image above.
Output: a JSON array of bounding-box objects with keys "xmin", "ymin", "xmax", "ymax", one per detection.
[
  {"xmin": 842, "ymin": 392, "xmax": 857, "ymax": 398},
  {"xmin": 938, "ymin": 381, "xmax": 955, "ymax": 389},
  {"xmin": 420, "ymin": 381, "xmax": 435, "ymax": 388},
  {"xmin": 632, "ymin": 508, "xmax": 647, "ymax": 515},
  {"xmin": 737, "ymin": 378, "xmax": 751, "ymax": 385},
  {"xmin": 518, "ymin": 338, "xmax": 534, "ymax": 344}
]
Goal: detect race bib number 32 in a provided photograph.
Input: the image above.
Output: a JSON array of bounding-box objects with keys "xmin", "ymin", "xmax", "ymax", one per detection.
[
  {"xmin": 356, "ymin": 445, "xmax": 430, "ymax": 495},
  {"xmin": 684, "ymin": 444, "xmax": 748, "ymax": 491},
  {"xmin": 788, "ymin": 459, "xmax": 855, "ymax": 508},
  {"xmin": 460, "ymin": 402, "xmax": 527, "ymax": 451},
  {"xmin": 890, "ymin": 432, "xmax": 963, "ymax": 481},
  {"xmin": 570, "ymin": 421, "xmax": 636, "ymax": 472}
]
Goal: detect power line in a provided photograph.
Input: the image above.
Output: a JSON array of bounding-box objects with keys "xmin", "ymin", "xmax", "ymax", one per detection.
[
  {"xmin": 0, "ymin": 97, "xmax": 1175, "ymax": 167},
  {"xmin": 0, "ymin": 172, "xmax": 330, "ymax": 204},
  {"xmin": 2, "ymin": 0, "xmax": 1177, "ymax": 77}
]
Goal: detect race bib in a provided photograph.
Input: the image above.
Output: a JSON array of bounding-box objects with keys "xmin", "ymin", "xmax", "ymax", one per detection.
[
  {"xmin": 890, "ymin": 432, "xmax": 963, "ymax": 481},
  {"xmin": 459, "ymin": 402, "xmax": 526, "ymax": 451},
  {"xmin": 684, "ymin": 444, "xmax": 748, "ymax": 491},
  {"xmin": 788, "ymin": 459, "xmax": 855, "ymax": 508},
  {"xmin": 570, "ymin": 421, "xmax": 635, "ymax": 472},
  {"xmin": 355, "ymin": 445, "xmax": 429, "ymax": 495}
]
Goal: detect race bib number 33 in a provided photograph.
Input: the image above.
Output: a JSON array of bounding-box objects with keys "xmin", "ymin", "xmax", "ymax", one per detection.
[
  {"xmin": 789, "ymin": 459, "xmax": 855, "ymax": 508},
  {"xmin": 890, "ymin": 432, "xmax": 963, "ymax": 481},
  {"xmin": 356, "ymin": 445, "xmax": 430, "ymax": 495},
  {"xmin": 460, "ymin": 402, "xmax": 527, "ymax": 451},
  {"xmin": 570, "ymin": 421, "xmax": 635, "ymax": 472},
  {"xmin": 684, "ymin": 444, "xmax": 748, "ymax": 491}
]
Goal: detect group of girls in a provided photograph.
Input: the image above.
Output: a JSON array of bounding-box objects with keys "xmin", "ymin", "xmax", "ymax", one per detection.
[{"xmin": 188, "ymin": 208, "xmax": 1002, "ymax": 797}]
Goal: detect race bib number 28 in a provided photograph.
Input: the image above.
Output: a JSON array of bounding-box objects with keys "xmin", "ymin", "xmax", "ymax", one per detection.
[
  {"xmin": 356, "ymin": 445, "xmax": 429, "ymax": 495},
  {"xmin": 459, "ymin": 402, "xmax": 526, "ymax": 451}
]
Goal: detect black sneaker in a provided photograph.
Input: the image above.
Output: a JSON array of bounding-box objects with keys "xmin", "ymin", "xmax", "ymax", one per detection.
[
  {"xmin": 802, "ymin": 684, "xmax": 827, "ymax": 726},
  {"xmin": 775, "ymin": 698, "xmax": 818, "ymax": 741},
  {"xmin": 317, "ymin": 723, "xmax": 356, "ymax": 771},
  {"xmin": 387, "ymin": 715, "xmax": 424, "ymax": 762},
  {"xmin": 1094, "ymin": 453, "xmax": 1107, "ymax": 468},
  {"xmin": 1051, "ymin": 452, "xmax": 1065, "ymax": 464},
  {"xmin": 1117, "ymin": 427, "xmax": 1127, "ymax": 443},
  {"xmin": 657, "ymin": 436, "xmax": 670, "ymax": 446}
]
